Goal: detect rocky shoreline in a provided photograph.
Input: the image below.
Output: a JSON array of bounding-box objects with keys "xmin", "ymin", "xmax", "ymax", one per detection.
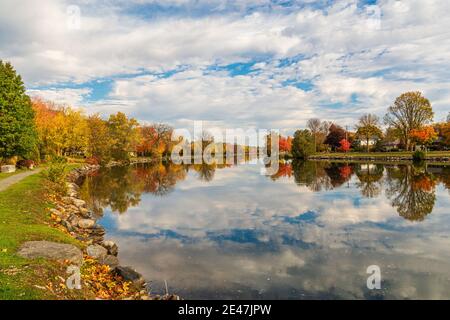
[{"xmin": 50, "ymin": 163, "xmax": 180, "ymax": 300}]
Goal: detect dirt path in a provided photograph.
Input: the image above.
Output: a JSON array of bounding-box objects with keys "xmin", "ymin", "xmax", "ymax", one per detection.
[{"xmin": 0, "ymin": 168, "xmax": 43, "ymax": 192}]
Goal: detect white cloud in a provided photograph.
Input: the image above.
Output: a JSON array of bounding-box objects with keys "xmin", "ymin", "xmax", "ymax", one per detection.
[{"xmin": 1, "ymin": 0, "xmax": 449, "ymax": 129}]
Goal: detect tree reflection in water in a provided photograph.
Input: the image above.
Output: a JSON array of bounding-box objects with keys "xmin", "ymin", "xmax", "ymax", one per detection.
[
  {"xmin": 385, "ymin": 164, "xmax": 437, "ymax": 221},
  {"xmin": 355, "ymin": 163, "xmax": 384, "ymax": 198},
  {"xmin": 79, "ymin": 161, "xmax": 232, "ymax": 214},
  {"xmin": 79, "ymin": 160, "xmax": 448, "ymax": 221},
  {"xmin": 271, "ymin": 160, "xmax": 447, "ymax": 222}
]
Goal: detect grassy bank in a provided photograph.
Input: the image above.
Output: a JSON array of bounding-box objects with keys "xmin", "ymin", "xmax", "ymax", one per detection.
[{"xmin": 0, "ymin": 171, "xmax": 92, "ymax": 299}]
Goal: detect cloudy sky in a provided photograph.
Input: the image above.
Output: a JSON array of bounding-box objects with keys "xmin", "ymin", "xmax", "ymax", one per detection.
[{"xmin": 1, "ymin": 0, "xmax": 449, "ymax": 133}]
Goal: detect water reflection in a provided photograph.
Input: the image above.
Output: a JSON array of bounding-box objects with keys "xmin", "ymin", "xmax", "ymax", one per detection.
[
  {"xmin": 385, "ymin": 165, "xmax": 437, "ymax": 221},
  {"xmin": 79, "ymin": 161, "xmax": 450, "ymax": 299}
]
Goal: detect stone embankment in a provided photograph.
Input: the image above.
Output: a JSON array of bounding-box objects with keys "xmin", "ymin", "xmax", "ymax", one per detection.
[{"xmin": 46, "ymin": 164, "xmax": 179, "ymax": 300}]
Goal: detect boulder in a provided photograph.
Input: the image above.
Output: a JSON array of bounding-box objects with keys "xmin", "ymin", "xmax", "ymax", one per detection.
[
  {"xmin": 102, "ymin": 240, "xmax": 119, "ymax": 256},
  {"xmin": 86, "ymin": 244, "xmax": 108, "ymax": 260},
  {"xmin": 78, "ymin": 207, "xmax": 91, "ymax": 218},
  {"xmin": 78, "ymin": 219, "xmax": 96, "ymax": 229},
  {"xmin": 114, "ymin": 266, "xmax": 146, "ymax": 288},
  {"xmin": 100, "ymin": 255, "xmax": 119, "ymax": 268},
  {"xmin": 17, "ymin": 241, "xmax": 83, "ymax": 265},
  {"xmin": 67, "ymin": 182, "xmax": 79, "ymax": 191},
  {"xmin": 61, "ymin": 219, "xmax": 74, "ymax": 232},
  {"xmin": 1, "ymin": 165, "xmax": 16, "ymax": 173},
  {"xmin": 71, "ymin": 198, "xmax": 86, "ymax": 208}
]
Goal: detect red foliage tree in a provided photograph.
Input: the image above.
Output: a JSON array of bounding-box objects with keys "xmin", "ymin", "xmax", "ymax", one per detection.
[
  {"xmin": 279, "ymin": 136, "xmax": 293, "ymax": 153},
  {"xmin": 339, "ymin": 139, "xmax": 351, "ymax": 152}
]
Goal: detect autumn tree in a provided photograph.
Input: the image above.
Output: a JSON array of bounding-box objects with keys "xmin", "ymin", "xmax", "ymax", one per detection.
[
  {"xmin": 62, "ymin": 107, "xmax": 89, "ymax": 156},
  {"xmin": 32, "ymin": 98, "xmax": 60, "ymax": 158},
  {"xmin": 87, "ymin": 114, "xmax": 111, "ymax": 163},
  {"xmin": 409, "ymin": 126, "xmax": 438, "ymax": 150},
  {"xmin": 355, "ymin": 114, "xmax": 382, "ymax": 152},
  {"xmin": 0, "ymin": 60, "xmax": 37, "ymax": 162},
  {"xmin": 32, "ymin": 99, "xmax": 89, "ymax": 158},
  {"xmin": 384, "ymin": 92, "xmax": 434, "ymax": 151},
  {"xmin": 151, "ymin": 123, "xmax": 174, "ymax": 157},
  {"xmin": 107, "ymin": 112, "xmax": 140, "ymax": 160},
  {"xmin": 292, "ymin": 130, "xmax": 314, "ymax": 159},
  {"xmin": 339, "ymin": 139, "xmax": 351, "ymax": 152},
  {"xmin": 435, "ymin": 122, "xmax": 450, "ymax": 148},
  {"xmin": 307, "ymin": 118, "xmax": 330, "ymax": 152},
  {"xmin": 324, "ymin": 124, "xmax": 346, "ymax": 151},
  {"xmin": 307, "ymin": 118, "xmax": 321, "ymax": 153},
  {"xmin": 279, "ymin": 135, "xmax": 292, "ymax": 153}
]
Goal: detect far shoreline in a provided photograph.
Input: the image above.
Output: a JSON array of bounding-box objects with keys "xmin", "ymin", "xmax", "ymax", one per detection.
[{"xmin": 306, "ymin": 151, "xmax": 450, "ymax": 163}]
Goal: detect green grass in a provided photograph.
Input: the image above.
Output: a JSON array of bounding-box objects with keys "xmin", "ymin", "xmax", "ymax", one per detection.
[{"xmin": 0, "ymin": 172, "xmax": 84, "ymax": 300}]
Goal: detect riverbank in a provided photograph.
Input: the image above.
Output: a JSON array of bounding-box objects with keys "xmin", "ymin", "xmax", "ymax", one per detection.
[
  {"xmin": 308, "ymin": 151, "xmax": 450, "ymax": 162},
  {"xmin": 49, "ymin": 163, "xmax": 180, "ymax": 300},
  {"xmin": 0, "ymin": 170, "xmax": 92, "ymax": 299},
  {"xmin": 0, "ymin": 163, "xmax": 178, "ymax": 300}
]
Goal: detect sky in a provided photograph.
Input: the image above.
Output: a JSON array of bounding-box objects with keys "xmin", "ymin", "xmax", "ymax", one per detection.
[{"xmin": 1, "ymin": 0, "xmax": 449, "ymax": 134}]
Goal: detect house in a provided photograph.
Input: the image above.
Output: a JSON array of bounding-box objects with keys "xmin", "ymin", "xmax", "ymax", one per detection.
[
  {"xmin": 382, "ymin": 139, "xmax": 401, "ymax": 151},
  {"xmin": 355, "ymin": 136, "xmax": 380, "ymax": 148}
]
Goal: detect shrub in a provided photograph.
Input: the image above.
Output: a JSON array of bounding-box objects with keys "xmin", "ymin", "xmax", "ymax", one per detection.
[
  {"xmin": 412, "ymin": 150, "xmax": 426, "ymax": 162},
  {"xmin": 42, "ymin": 161, "xmax": 68, "ymax": 195},
  {"xmin": 16, "ymin": 159, "xmax": 36, "ymax": 169}
]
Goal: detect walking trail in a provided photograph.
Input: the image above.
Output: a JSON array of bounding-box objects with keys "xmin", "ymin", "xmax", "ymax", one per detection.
[{"xmin": 0, "ymin": 168, "xmax": 43, "ymax": 193}]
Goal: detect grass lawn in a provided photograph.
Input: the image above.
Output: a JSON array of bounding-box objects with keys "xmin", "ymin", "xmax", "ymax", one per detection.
[{"xmin": 0, "ymin": 169, "xmax": 91, "ymax": 300}]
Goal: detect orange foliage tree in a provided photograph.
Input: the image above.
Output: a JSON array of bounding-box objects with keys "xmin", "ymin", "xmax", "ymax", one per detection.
[
  {"xmin": 409, "ymin": 126, "xmax": 438, "ymax": 148},
  {"xmin": 279, "ymin": 136, "xmax": 293, "ymax": 153}
]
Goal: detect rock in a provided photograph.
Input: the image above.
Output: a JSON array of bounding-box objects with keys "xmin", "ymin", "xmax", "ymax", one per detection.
[
  {"xmin": 86, "ymin": 244, "xmax": 108, "ymax": 260},
  {"xmin": 102, "ymin": 240, "xmax": 118, "ymax": 256},
  {"xmin": 78, "ymin": 207, "xmax": 91, "ymax": 218},
  {"xmin": 67, "ymin": 190, "xmax": 78, "ymax": 197},
  {"xmin": 49, "ymin": 208, "xmax": 62, "ymax": 216},
  {"xmin": 89, "ymin": 226, "xmax": 105, "ymax": 236},
  {"xmin": 71, "ymin": 198, "xmax": 86, "ymax": 208},
  {"xmin": 1, "ymin": 165, "xmax": 16, "ymax": 173},
  {"xmin": 61, "ymin": 197, "xmax": 73, "ymax": 205},
  {"xmin": 78, "ymin": 219, "xmax": 96, "ymax": 229},
  {"xmin": 66, "ymin": 205, "xmax": 80, "ymax": 213},
  {"xmin": 67, "ymin": 182, "xmax": 79, "ymax": 191},
  {"xmin": 100, "ymin": 255, "xmax": 119, "ymax": 268},
  {"xmin": 61, "ymin": 219, "xmax": 74, "ymax": 232},
  {"xmin": 114, "ymin": 266, "xmax": 145, "ymax": 288},
  {"xmin": 18, "ymin": 241, "xmax": 83, "ymax": 265}
]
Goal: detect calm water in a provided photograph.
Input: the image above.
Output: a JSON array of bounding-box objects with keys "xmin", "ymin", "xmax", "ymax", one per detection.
[{"xmin": 79, "ymin": 160, "xmax": 450, "ymax": 299}]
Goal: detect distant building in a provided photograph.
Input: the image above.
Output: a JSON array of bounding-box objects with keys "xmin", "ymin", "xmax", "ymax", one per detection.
[
  {"xmin": 382, "ymin": 140, "xmax": 401, "ymax": 151},
  {"xmin": 357, "ymin": 138, "xmax": 378, "ymax": 147},
  {"xmin": 354, "ymin": 136, "xmax": 380, "ymax": 148}
]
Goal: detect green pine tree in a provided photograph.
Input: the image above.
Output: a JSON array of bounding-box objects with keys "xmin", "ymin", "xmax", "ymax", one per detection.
[{"xmin": 0, "ymin": 60, "xmax": 37, "ymax": 161}]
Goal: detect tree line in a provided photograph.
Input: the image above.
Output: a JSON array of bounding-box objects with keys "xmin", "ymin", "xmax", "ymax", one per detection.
[
  {"xmin": 1, "ymin": 60, "xmax": 450, "ymax": 165},
  {"xmin": 1, "ymin": 60, "xmax": 177, "ymax": 165},
  {"xmin": 32, "ymin": 98, "xmax": 176, "ymax": 164},
  {"xmin": 288, "ymin": 91, "xmax": 450, "ymax": 159}
]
